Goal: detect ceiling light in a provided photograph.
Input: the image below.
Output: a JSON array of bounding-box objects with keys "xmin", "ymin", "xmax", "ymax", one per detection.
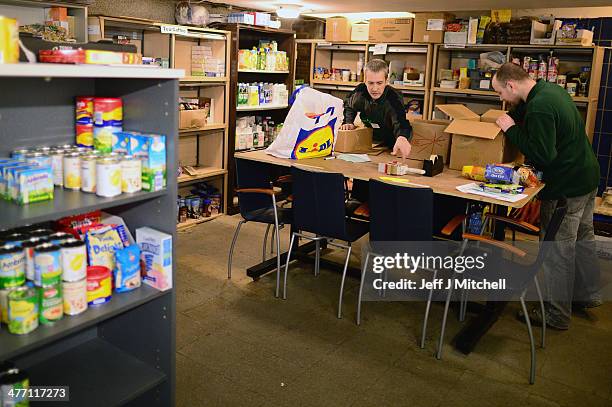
[{"xmin": 276, "ymin": 4, "xmax": 302, "ymax": 19}]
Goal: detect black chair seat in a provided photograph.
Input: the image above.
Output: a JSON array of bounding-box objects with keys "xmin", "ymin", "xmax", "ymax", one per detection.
[
  {"xmin": 243, "ymin": 206, "xmax": 293, "ymax": 224},
  {"xmin": 344, "ymin": 218, "xmax": 370, "ymax": 242}
]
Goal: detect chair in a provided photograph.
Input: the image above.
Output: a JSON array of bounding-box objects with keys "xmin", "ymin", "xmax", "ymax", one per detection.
[
  {"xmin": 227, "ymin": 158, "xmax": 292, "ymax": 298},
  {"xmin": 436, "ymin": 198, "xmax": 568, "ymax": 384},
  {"xmin": 357, "ymin": 179, "xmax": 465, "ymax": 349},
  {"xmin": 282, "ymin": 166, "xmax": 369, "ymax": 319}
]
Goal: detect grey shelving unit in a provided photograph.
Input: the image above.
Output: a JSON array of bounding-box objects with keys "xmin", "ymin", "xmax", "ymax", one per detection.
[{"xmin": 0, "ymin": 63, "xmax": 182, "ymax": 407}]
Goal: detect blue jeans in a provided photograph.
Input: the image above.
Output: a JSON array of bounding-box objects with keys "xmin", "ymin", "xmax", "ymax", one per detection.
[{"xmin": 540, "ymin": 189, "xmax": 601, "ymax": 328}]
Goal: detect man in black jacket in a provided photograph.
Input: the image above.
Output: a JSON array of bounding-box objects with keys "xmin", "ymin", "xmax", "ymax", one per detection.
[{"xmin": 341, "ymin": 59, "xmax": 413, "ymax": 158}]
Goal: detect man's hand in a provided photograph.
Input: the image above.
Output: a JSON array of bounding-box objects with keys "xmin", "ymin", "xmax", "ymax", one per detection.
[
  {"xmin": 391, "ymin": 136, "xmax": 412, "ymax": 162},
  {"xmin": 340, "ymin": 123, "xmax": 356, "ymax": 130},
  {"xmin": 496, "ymin": 114, "xmax": 516, "ymax": 132}
]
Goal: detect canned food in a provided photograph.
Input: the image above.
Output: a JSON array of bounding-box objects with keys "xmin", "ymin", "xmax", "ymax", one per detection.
[
  {"xmin": 35, "ymin": 146, "xmax": 52, "ymax": 154},
  {"xmin": 39, "ymin": 281, "xmax": 63, "ymax": 324},
  {"xmin": 76, "ymin": 96, "xmax": 95, "ymax": 125},
  {"xmin": 21, "ymin": 237, "xmax": 47, "ymax": 281},
  {"xmin": 0, "ymin": 368, "xmax": 30, "ymax": 405},
  {"xmin": 63, "ymin": 152, "xmax": 82, "ymax": 190},
  {"xmin": 0, "ymin": 245, "xmax": 26, "ymax": 289},
  {"xmin": 63, "ymin": 278, "xmax": 87, "ymax": 316},
  {"xmin": 28, "ymin": 229, "xmax": 53, "ymax": 239},
  {"xmin": 34, "ymin": 243, "xmax": 62, "ymax": 286},
  {"xmin": 81, "ymin": 154, "xmax": 97, "ymax": 193},
  {"xmin": 72, "ymin": 146, "xmax": 92, "ymax": 154},
  {"xmin": 53, "ymin": 144, "xmax": 75, "ymax": 151},
  {"xmin": 10, "ymin": 149, "xmax": 30, "ymax": 161},
  {"xmin": 94, "ymin": 97, "xmax": 123, "ymax": 127},
  {"xmin": 0, "ymin": 287, "xmax": 15, "ymax": 324},
  {"xmin": 50, "ymin": 149, "xmax": 65, "ymax": 187},
  {"xmin": 96, "ymin": 157, "xmax": 122, "ymax": 198},
  {"xmin": 4, "ymin": 233, "xmax": 28, "ymax": 246},
  {"xmin": 76, "ymin": 124, "xmax": 94, "ymax": 149},
  {"xmin": 25, "ymin": 152, "xmax": 52, "ymax": 168},
  {"xmin": 48, "ymin": 232, "xmax": 72, "ymax": 246},
  {"xmin": 7, "ymin": 286, "xmax": 38, "ymax": 335},
  {"xmin": 87, "ymin": 266, "xmax": 112, "ymax": 306},
  {"xmin": 121, "ymin": 155, "xmax": 142, "ymax": 193},
  {"xmin": 60, "ymin": 239, "xmax": 86, "ymax": 282}
]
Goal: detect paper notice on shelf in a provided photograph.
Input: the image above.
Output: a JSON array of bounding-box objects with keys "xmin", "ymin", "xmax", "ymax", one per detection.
[
  {"xmin": 427, "ymin": 19, "xmax": 445, "ymax": 31},
  {"xmin": 372, "ymin": 44, "xmax": 388, "ymax": 55},
  {"xmin": 161, "ymin": 24, "xmax": 188, "ymax": 35},
  {"xmin": 456, "ymin": 183, "xmax": 528, "ymax": 203}
]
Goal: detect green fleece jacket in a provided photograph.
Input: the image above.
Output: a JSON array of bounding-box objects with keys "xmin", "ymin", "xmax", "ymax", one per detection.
[{"xmin": 505, "ymin": 80, "xmax": 600, "ymax": 200}]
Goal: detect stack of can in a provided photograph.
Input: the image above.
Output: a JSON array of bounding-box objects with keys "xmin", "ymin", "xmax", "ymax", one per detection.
[
  {"xmin": 93, "ymin": 98, "xmax": 123, "ymax": 153},
  {"xmin": 76, "ymin": 96, "xmax": 95, "ymax": 149},
  {"xmin": 0, "ymin": 227, "xmax": 89, "ymax": 335}
]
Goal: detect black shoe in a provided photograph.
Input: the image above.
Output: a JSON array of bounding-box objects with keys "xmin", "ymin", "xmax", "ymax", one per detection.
[{"xmin": 516, "ymin": 308, "xmax": 569, "ymax": 331}]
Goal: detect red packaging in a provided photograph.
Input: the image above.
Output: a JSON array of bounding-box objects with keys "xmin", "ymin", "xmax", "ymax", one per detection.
[{"xmin": 39, "ymin": 48, "xmax": 85, "ymax": 64}]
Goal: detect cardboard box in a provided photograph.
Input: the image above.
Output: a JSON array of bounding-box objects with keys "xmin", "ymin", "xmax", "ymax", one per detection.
[
  {"xmin": 368, "ymin": 18, "xmax": 413, "ymax": 43},
  {"xmin": 136, "ymin": 227, "xmax": 173, "ymax": 291},
  {"xmin": 325, "ymin": 17, "xmax": 351, "ymax": 42},
  {"xmin": 530, "ymin": 19, "xmax": 562, "ymax": 45},
  {"xmin": 334, "ymin": 127, "xmax": 373, "ymax": 153},
  {"xmin": 556, "ymin": 28, "xmax": 593, "ymax": 46},
  {"xmin": 413, "ymin": 13, "xmax": 455, "ymax": 43},
  {"xmin": 409, "ymin": 120, "xmax": 452, "ymax": 161},
  {"xmin": 179, "ymin": 109, "xmax": 209, "ymax": 129},
  {"xmin": 435, "ymin": 104, "xmax": 520, "ymax": 170},
  {"xmin": 88, "ymin": 16, "xmax": 103, "ymax": 42},
  {"xmin": 351, "ymin": 22, "xmax": 370, "ymax": 42}
]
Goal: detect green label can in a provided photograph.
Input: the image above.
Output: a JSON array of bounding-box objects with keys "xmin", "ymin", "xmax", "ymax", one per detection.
[
  {"xmin": 39, "ymin": 282, "xmax": 63, "ymax": 325},
  {"xmin": 7, "ymin": 286, "xmax": 38, "ymax": 335},
  {"xmin": 0, "ymin": 368, "xmax": 30, "ymax": 407},
  {"xmin": 0, "ymin": 245, "xmax": 26, "ymax": 289}
]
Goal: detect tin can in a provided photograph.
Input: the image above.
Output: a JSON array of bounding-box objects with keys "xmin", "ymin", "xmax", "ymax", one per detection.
[
  {"xmin": 0, "ymin": 368, "xmax": 30, "ymax": 406},
  {"xmin": 0, "ymin": 16, "xmax": 19, "ymax": 64},
  {"xmin": 81, "ymin": 154, "xmax": 98, "ymax": 193},
  {"xmin": 537, "ymin": 59, "xmax": 547, "ymax": 80},
  {"xmin": 25, "ymin": 152, "xmax": 52, "ymax": 168},
  {"xmin": 50, "ymin": 149, "xmax": 65, "ymax": 186},
  {"xmin": 94, "ymin": 97, "xmax": 123, "ymax": 127},
  {"xmin": 35, "ymin": 147, "xmax": 53, "ymax": 155},
  {"xmin": 96, "ymin": 157, "xmax": 122, "ymax": 198},
  {"xmin": 547, "ymin": 56, "xmax": 558, "ymax": 83},
  {"xmin": 87, "ymin": 266, "xmax": 112, "ymax": 306},
  {"xmin": 76, "ymin": 96, "xmax": 95, "ymax": 125},
  {"xmin": 63, "ymin": 278, "xmax": 87, "ymax": 316},
  {"xmin": 4, "ymin": 233, "xmax": 28, "ymax": 246},
  {"xmin": 48, "ymin": 232, "xmax": 72, "ymax": 246},
  {"xmin": 566, "ymin": 82, "xmax": 577, "ymax": 96},
  {"xmin": 76, "ymin": 124, "xmax": 94, "ymax": 149},
  {"xmin": 60, "ymin": 239, "xmax": 86, "ymax": 282},
  {"xmin": 28, "ymin": 229, "xmax": 52, "ymax": 239},
  {"xmin": 21, "ymin": 237, "xmax": 47, "ymax": 281},
  {"xmin": 39, "ymin": 281, "xmax": 63, "ymax": 324},
  {"xmin": 0, "ymin": 245, "xmax": 26, "ymax": 289},
  {"xmin": 73, "ymin": 146, "xmax": 92, "ymax": 154},
  {"xmin": 63, "ymin": 152, "xmax": 81, "ymax": 190},
  {"xmin": 522, "ymin": 56, "xmax": 531, "ymax": 72},
  {"xmin": 0, "ymin": 288, "xmax": 14, "ymax": 323},
  {"xmin": 7, "ymin": 286, "xmax": 38, "ymax": 335},
  {"xmin": 121, "ymin": 155, "xmax": 142, "ymax": 193},
  {"xmin": 10, "ymin": 149, "xmax": 30, "ymax": 161},
  {"xmin": 557, "ymin": 74, "xmax": 567, "ymax": 88},
  {"xmin": 34, "ymin": 243, "xmax": 62, "ymax": 286},
  {"xmin": 53, "ymin": 144, "xmax": 75, "ymax": 151}
]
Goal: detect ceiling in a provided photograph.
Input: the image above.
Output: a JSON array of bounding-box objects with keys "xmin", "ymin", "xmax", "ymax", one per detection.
[{"xmin": 212, "ymin": 0, "xmax": 612, "ymax": 14}]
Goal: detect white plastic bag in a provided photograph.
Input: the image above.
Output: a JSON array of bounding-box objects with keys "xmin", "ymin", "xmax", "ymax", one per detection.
[{"xmin": 265, "ymin": 87, "xmax": 343, "ymax": 159}]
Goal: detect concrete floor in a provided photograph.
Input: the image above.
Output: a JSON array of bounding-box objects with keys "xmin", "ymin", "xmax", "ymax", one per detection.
[{"xmin": 175, "ymin": 215, "xmax": 612, "ymax": 407}]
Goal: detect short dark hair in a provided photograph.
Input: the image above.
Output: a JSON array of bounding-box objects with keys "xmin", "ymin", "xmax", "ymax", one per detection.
[
  {"xmin": 364, "ymin": 59, "xmax": 389, "ymax": 77},
  {"xmin": 494, "ymin": 62, "xmax": 530, "ymax": 86}
]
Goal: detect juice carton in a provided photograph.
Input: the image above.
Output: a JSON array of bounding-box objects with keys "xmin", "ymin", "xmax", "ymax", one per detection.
[
  {"xmin": 129, "ymin": 133, "xmax": 166, "ymax": 192},
  {"xmin": 136, "ymin": 227, "xmax": 172, "ymax": 291},
  {"xmin": 15, "ymin": 166, "xmax": 54, "ymax": 205},
  {"xmin": 4, "ymin": 163, "xmax": 34, "ymax": 200}
]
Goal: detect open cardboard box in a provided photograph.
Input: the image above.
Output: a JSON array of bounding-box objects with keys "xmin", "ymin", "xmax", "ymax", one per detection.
[
  {"xmin": 334, "ymin": 127, "xmax": 374, "ymax": 153},
  {"xmin": 436, "ymin": 104, "xmax": 521, "ymax": 170}
]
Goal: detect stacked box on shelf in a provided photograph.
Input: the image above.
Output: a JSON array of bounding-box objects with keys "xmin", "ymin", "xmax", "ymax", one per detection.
[{"xmin": 191, "ymin": 46, "xmax": 225, "ymax": 77}]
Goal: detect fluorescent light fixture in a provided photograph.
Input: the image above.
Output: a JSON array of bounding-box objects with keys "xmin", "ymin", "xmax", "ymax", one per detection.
[
  {"xmin": 304, "ymin": 11, "xmax": 415, "ymax": 22},
  {"xmin": 277, "ymin": 4, "xmax": 302, "ymax": 19}
]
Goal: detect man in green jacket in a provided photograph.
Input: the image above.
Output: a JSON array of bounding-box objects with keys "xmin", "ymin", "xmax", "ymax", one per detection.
[{"xmin": 492, "ymin": 62, "xmax": 602, "ymax": 330}]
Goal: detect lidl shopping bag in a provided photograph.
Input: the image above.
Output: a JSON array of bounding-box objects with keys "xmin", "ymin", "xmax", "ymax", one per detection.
[{"xmin": 265, "ymin": 87, "xmax": 343, "ymax": 159}]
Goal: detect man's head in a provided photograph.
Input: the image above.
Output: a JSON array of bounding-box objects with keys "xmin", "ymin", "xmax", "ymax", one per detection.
[
  {"xmin": 364, "ymin": 59, "xmax": 388, "ymax": 100},
  {"xmin": 492, "ymin": 62, "xmax": 535, "ymax": 106}
]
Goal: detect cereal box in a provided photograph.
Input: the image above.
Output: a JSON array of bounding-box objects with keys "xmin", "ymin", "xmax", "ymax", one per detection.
[{"xmin": 136, "ymin": 227, "xmax": 172, "ymax": 291}]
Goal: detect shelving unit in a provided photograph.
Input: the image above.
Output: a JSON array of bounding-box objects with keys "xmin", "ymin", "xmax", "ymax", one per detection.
[
  {"xmin": 214, "ymin": 23, "xmax": 296, "ymax": 215},
  {"xmin": 90, "ymin": 15, "xmax": 232, "ymax": 218},
  {"xmin": 0, "ymin": 63, "xmax": 182, "ymax": 406},
  {"xmin": 238, "ymin": 69, "xmax": 290, "ymax": 74}
]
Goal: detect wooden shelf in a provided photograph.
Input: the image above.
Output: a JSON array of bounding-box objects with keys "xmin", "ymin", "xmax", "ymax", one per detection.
[
  {"xmin": 238, "ymin": 69, "xmax": 290, "ymax": 74},
  {"xmin": 431, "ymin": 87, "xmax": 498, "ymax": 97},
  {"xmin": 236, "ymin": 104, "xmax": 289, "ymax": 112},
  {"xmin": 178, "ymin": 167, "xmax": 227, "ymax": 184},
  {"xmin": 180, "ymin": 76, "xmax": 228, "ymax": 83},
  {"xmin": 0, "ymin": 63, "xmax": 184, "ymax": 79},
  {"xmin": 572, "ymin": 96, "xmax": 591, "ymax": 103},
  {"xmin": 177, "ymin": 213, "xmax": 223, "ymax": 231},
  {"xmin": 179, "ymin": 123, "xmax": 226, "ymax": 134},
  {"xmin": 392, "ymin": 84, "xmax": 427, "ymax": 92},
  {"xmin": 312, "ymin": 79, "xmax": 361, "ymax": 87}
]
